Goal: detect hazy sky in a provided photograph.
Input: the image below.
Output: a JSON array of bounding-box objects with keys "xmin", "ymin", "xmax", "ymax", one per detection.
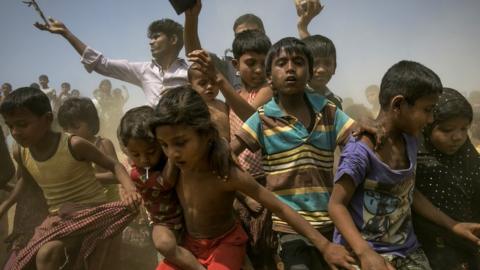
[{"xmin": 1, "ymin": 0, "xmax": 479, "ymax": 108}]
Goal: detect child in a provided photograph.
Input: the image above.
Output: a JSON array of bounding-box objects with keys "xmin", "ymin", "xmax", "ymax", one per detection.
[
  {"xmin": 118, "ymin": 106, "xmax": 205, "ymax": 270},
  {"xmin": 232, "ymin": 37, "xmax": 356, "ymax": 270},
  {"xmin": 188, "ymin": 65, "xmax": 230, "ymax": 140},
  {"xmin": 57, "ymin": 97, "xmax": 120, "ymax": 202},
  {"xmin": 153, "ymin": 85, "xmax": 354, "ymax": 270},
  {"xmin": 35, "ymin": 17, "xmax": 188, "ymax": 107},
  {"xmin": 414, "ymin": 88, "xmax": 480, "ymax": 270},
  {"xmin": 328, "ymin": 62, "xmax": 480, "ymax": 270},
  {"xmin": 364, "ymin": 84, "xmax": 381, "ymax": 117},
  {"xmin": 0, "ymin": 87, "xmax": 141, "ymax": 269}
]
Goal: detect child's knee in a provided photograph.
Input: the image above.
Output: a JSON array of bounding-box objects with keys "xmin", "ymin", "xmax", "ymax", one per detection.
[
  {"xmin": 36, "ymin": 240, "xmax": 66, "ymax": 266},
  {"xmin": 152, "ymin": 227, "xmax": 178, "ymax": 257}
]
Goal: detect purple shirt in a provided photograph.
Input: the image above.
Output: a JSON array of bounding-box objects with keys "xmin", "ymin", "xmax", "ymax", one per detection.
[{"xmin": 333, "ymin": 134, "xmax": 419, "ymax": 257}]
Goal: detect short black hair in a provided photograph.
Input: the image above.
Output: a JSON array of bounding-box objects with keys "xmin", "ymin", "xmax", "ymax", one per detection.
[
  {"xmin": 379, "ymin": 60, "xmax": 442, "ymax": 109},
  {"xmin": 30, "ymin": 83, "xmax": 40, "ymax": 89},
  {"xmin": 265, "ymin": 37, "xmax": 313, "ymax": 78},
  {"xmin": 38, "ymin": 74, "xmax": 48, "ymax": 80},
  {"xmin": 233, "ymin": 13, "xmax": 265, "ymax": 33},
  {"xmin": 232, "ymin": 30, "xmax": 271, "ymax": 60},
  {"xmin": 0, "ymin": 87, "xmax": 51, "ymax": 116},
  {"xmin": 2, "ymin": 83, "xmax": 12, "ymax": 90},
  {"xmin": 57, "ymin": 97, "xmax": 100, "ymax": 135},
  {"xmin": 302, "ymin": 34, "xmax": 336, "ymax": 60},
  {"xmin": 148, "ymin": 19, "xmax": 184, "ymax": 53},
  {"xmin": 61, "ymin": 82, "xmax": 71, "ymax": 88},
  {"xmin": 118, "ymin": 106, "xmax": 156, "ymax": 147}
]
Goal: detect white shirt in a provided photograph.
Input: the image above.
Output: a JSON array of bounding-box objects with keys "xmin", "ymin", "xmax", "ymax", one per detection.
[{"xmin": 81, "ymin": 47, "xmax": 188, "ymax": 107}]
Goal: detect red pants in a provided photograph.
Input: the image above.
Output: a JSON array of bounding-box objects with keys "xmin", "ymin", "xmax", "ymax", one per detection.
[{"xmin": 156, "ymin": 223, "xmax": 248, "ymax": 270}]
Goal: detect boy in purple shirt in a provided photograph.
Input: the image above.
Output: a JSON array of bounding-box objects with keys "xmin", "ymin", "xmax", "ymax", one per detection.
[{"xmin": 329, "ymin": 61, "xmax": 480, "ymax": 270}]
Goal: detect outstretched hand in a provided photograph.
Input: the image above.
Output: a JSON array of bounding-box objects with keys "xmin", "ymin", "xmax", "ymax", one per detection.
[
  {"xmin": 34, "ymin": 17, "xmax": 68, "ymax": 35},
  {"xmin": 185, "ymin": 0, "xmax": 202, "ymax": 18},
  {"xmin": 452, "ymin": 222, "xmax": 480, "ymax": 246}
]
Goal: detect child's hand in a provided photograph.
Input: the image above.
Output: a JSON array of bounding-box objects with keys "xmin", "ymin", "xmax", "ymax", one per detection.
[
  {"xmin": 452, "ymin": 222, "xmax": 480, "ymax": 245},
  {"xmin": 185, "ymin": 0, "xmax": 202, "ymax": 18},
  {"xmin": 358, "ymin": 249, "xmax": 395, "ymax": 270},
  {"xmin": 295, "ymin": 0, "xmax": 323, "ymax": 25},
  {"xmin": 122, "ymin": 188, "xmax": 142, "ymax": 210},
  {"xmin": 322, "ymin": 242, "xmax": 356, "ymax": 270},
  {"xmin": 352, "ymin": 120, "xmax": 385, "ymax": 150},
  {"xmin": 188, "ymin": 49, "xmax": 218, "ymax": 83},
  {"xmin": 244, "ymin": 196, "xmax": 263, "ymax": 213},
  {"xmin": 34, "ymin": 17, "xmax": 68, "ymax": 35}
]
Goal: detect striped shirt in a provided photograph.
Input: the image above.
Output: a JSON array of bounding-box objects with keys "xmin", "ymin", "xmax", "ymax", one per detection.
[{"xmin": 235, "ymin": 92, "xmax": 354, "ymax": 233}]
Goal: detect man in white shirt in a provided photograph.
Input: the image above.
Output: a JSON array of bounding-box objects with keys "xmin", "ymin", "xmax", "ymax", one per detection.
[{"xmin": 35, "ymin": 18, "xmax": 188, "ymax": 107}]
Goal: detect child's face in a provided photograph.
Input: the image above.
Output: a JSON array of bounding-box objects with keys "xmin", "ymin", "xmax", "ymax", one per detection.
[
  {"xmin": 268, "ymin": 49, "xmax": 310, "ymax": 95},
  {"xmin": 397, "ymin": 94, "xmax": 438, "ymax": 135},
  {"xmin": 61, "ymin": 84, "xmax": 70, "ymax": 93},
  {"xmin": 39, "ymin": 77, "xmax": 49, "ymax": 88},
  {"xmin": 190, "ymin": 70, "xmax": 219, "ymax": 102},
  {"xmin": 3, "ymin": 108, "xmax": 52, "ymax": 147},
  {"xmin": 233, "ymin": 51, "xmax": 267, "ymax": 89},
  {"xmin": 64, "ymin": 121, "xmax": 92, "ymax": 140},
  {"xmin": 125, "ymin": 138, "xmax": 163, "ymax": 169},
  {"xmin": 430, "ymin": 117, "xmax": 470, "ymax": 155},
  {"xmin": 366, "ymin": 89, "xmax": 380, "ymax": 106},
  {"xmin": 1, "ymin": 84, "xmax": 11, "ymax": 95},
  {"xmin": 155, "ymin": 125, "xmax": 209, "ymax": 171},
  {"xmin": 308, "ymin": 56, "xmax": 336, "ymax": 89}
]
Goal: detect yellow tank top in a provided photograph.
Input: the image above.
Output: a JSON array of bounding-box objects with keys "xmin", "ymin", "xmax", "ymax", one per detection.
[{"xmin": 21, "ymin": 133, "xmax": 107, "ymax": 213}]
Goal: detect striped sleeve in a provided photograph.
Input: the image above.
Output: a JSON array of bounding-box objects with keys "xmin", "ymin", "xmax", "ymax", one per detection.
[
  {"xmin": 234, "ymin": 111, "xmax": 263, "ymax": 152},
  {"xmin": 334, "ymin": 108, "xmax": 355, "ymax": 146}
]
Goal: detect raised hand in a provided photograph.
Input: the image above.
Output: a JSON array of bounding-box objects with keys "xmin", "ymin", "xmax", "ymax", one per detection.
[
  {"xmin": 188, "ymin": 49, "xmax": 218, "ymax": 82},
  {"xmin": 34, "ymin": 17, "xmax": 68, "ymax": 35},
  {"xmin": 185, "ymin": 0, "xmax": 202, "ymax": 18},
  {"xmin": 295, "ymin": 0, "xmax": 323, "ymax": 38}
]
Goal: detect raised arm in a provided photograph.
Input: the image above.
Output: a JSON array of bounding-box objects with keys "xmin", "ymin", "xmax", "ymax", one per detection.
[
  {"xmin": 295, "ymin": 0, "xmax": 323, "ymax": 39},
  {"xmin": 184, "ymin": 0, "xmax": 203, "ymax": 55},
  {"xmin": 229, "ymin": 167, "xmax": 355, "ymax": 270},
  {"xmin": 34, "ymin": 17, "xmax": 87, "ymax": 56},
  {"xmin": 413, "ymin": 189, "xmax": 480, "ymax": 245}
]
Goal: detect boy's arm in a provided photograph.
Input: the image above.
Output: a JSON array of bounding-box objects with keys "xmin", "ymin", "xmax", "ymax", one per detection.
[
  {"xmin": 184, "ymin": 0, "xmax": 202, "ymax": 55},
  {"xmin": 0, "ymin": 130, "xmax": 14, "ymax": 188},
  {"xmin": 329, "ymin": 176, "xmax": 394, "ymax": 270},
  {"xmin": 1, "ymin": 145, "xmax": 29, "ymax": 218},
  {"xmin": 69, "ymin": 136, "xmax": 141, "ymax": 207},
  {"xmin": 413, "ymin": 190, "xmax": 480, "ymax": 245},
  {"xmin": 95, "ymin": 138, "xmax": 118, "ymax": 183},
  {"xmin": 35, "ymin": 18, "xmax": 143, "ymax": 87},
  {"xmin": 295, "ymin": 0, "xmax": 323, "ymax": 39},
  {"xmin": 228, "ymin": 167, "xmax": 355, "ymax": 270}
]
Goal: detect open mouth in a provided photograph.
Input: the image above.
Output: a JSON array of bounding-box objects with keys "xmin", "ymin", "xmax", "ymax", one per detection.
[{"xmin": 285, "ymin": 76, "xmax": 297, "ymax": 84}]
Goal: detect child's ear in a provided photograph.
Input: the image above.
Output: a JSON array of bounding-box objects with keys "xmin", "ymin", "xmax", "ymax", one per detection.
[
  {"xmin": 231, "ymin": 59, "xmax": 239, "ymax": 71},
  {"xmin": 390, "ymin": 95, "xmax": 405, "ymax": 112},
  {"xmin": 169, "ymin": 34, "xmax": 178, "ymax": 46}
]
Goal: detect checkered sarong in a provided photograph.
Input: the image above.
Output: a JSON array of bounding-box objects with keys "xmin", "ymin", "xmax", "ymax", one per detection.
[{"xmin": 6, "ymin": 201, "xmax": 138, "ymax": 270}]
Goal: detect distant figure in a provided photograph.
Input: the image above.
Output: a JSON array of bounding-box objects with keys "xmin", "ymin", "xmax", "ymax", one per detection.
[
  {"xmin": 344, "ymin": 103, "xmax": 374, "ymax": 123},
  {"xmin": 58, "ymin": 82, "xmax": 72, "ymax": 104},
  {"xmin": 365, "ymin": 84, "xmax": 380, "ymax": 118},
  {"xmin": 0, "ymin": 83, "xmax": 12, "ymax": 104},
  {"xmin": 29, "ymin": 82, "xmax": 40, "ymax": 89},
  {"xmin": 71, "ymin": 89, "xmax": 81, "ymax": 98},
  {"xmin": 38, "ymin": 74, "xmax": 57, "ymax": 111}
]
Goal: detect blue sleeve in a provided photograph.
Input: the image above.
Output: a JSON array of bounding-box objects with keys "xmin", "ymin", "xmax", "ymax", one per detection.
[
  {"xmin": 334, "ymin": 138, "xmax": 370, "ymax": 187},
  {"xmin": 234, "ymin": 111, "xmax": 263, "ymax": 152}
]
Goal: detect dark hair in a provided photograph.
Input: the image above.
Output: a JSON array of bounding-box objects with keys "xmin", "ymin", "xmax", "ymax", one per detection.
[
  {"xmin": 2, "ymin": 83, "xmax": 12, "ymax": 90},
  {"xmin": 30, "ymin": 83, "xmax": 40, "ymax": 89},
  {"xmin": 150, "ymin": 86, "xmax": 231, "ymax": 179},
  {"xmin": 233, "ymin": 13, "xmax": 265, "ymax": 34},
  {"xmin": 38, "ymin": 74, "xmax": 48, "ymax": 80},
  {"xmin": 57, "ymin": 97, "xmax": 100, "ymax": 135},
  {"xmin": 302, "ymin": 34, "xmax": 336, "ymax": 60},
  {"xmin": 118, "ymin": 106, "xmax": 156, "ymax": 147},
  {"xmin": 61, "ymin": 82, "xmax": 71, "ymax": 88},
  {"xmin": 232, "ymin": 30, "xmax": 271, "ymax": 60},
  {"xmin": 265, "ymin": 37, "xmax": 313, "ymax": 78},
  {"xmin": 99, "ymin": 79, "xmax": 112, "ymax": 89},
  {"xmin": 427, "ymin": 88, "xmax": 473, "ymax": 131},
  {"xmin": 379, "ymin": 60, "xmax": 442, "ymax": 109},
  {"xmin": 0, "ymin": 87, "xmax": 51, "ymax": 116},
  {"xmin": 148, "ymin": 19, "xmax": 184, "ymax": 53}
]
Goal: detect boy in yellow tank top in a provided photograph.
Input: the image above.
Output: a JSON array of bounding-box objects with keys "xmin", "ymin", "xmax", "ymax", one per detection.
[{"xmin": 0, "ymin": 87, "xmax": 141, "ymax": 270}]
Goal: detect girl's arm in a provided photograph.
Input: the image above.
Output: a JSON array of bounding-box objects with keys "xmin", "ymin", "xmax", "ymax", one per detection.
[
  {"xmin": 94, "ymin": 138, "xmax": 118, "ymax": 183},
  {"xmin": 413, "ymin": 190, "xmax": 480, "ymax": 245},
  {"xmin": 328, "ymin": 175, "xmax": 395, "ymax": 270},
  {"xmin": 228, "ymin": 166, "xmax": 356, "ymax": 270},
  {"xmin": 69, "ymin": 136, "xmax": 141, "ymax": 207}
]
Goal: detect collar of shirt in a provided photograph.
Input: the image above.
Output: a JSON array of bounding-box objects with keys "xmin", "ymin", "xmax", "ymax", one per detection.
[
  {"xmin": 263, "ymin": 91, "xmax": 328, "ymax": 119},
  {"xmin": 150, "ymin": 58, "xmax": 187, "ymax": 73}
]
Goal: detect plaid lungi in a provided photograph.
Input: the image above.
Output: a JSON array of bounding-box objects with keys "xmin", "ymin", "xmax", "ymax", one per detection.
[{"xmin": 5, "ymin": 201, "xmax": 138, "ymax": 270}]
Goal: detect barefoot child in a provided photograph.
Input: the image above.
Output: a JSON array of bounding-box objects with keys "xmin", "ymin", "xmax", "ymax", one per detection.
[
  {"xmin": 153, "ymin": 86, "xmax": 354, "ymax": 270},
  {"xmin": 0, "ymin": 87, "xmax": 141, "ymax": 270},
  {"xmin": 57, "ymin": 97, "xmax": 120, "ymax": 201},
  {"xmin": 329, "ymin": 62, "xmax": 480, "ymax": 270},
  {"xmin": 118, "ymin": 106, "xmax": 205, "ymax": 270}
]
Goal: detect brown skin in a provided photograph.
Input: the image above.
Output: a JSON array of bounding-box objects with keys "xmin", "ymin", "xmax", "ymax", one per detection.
[{"xmin": 156, "ymin": 124, "xmax": 356, "ymax": 270}]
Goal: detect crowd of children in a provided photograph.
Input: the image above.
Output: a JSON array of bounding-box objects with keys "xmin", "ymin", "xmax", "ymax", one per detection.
[{"xmin": 1, "ymin": 0, "xmax": 480, "ymax": 270}]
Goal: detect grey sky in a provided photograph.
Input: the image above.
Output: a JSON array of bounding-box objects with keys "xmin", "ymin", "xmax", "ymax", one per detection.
[{"xmin": 1, "ymin": 0, "xmax": 479, "ymax": 108}]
